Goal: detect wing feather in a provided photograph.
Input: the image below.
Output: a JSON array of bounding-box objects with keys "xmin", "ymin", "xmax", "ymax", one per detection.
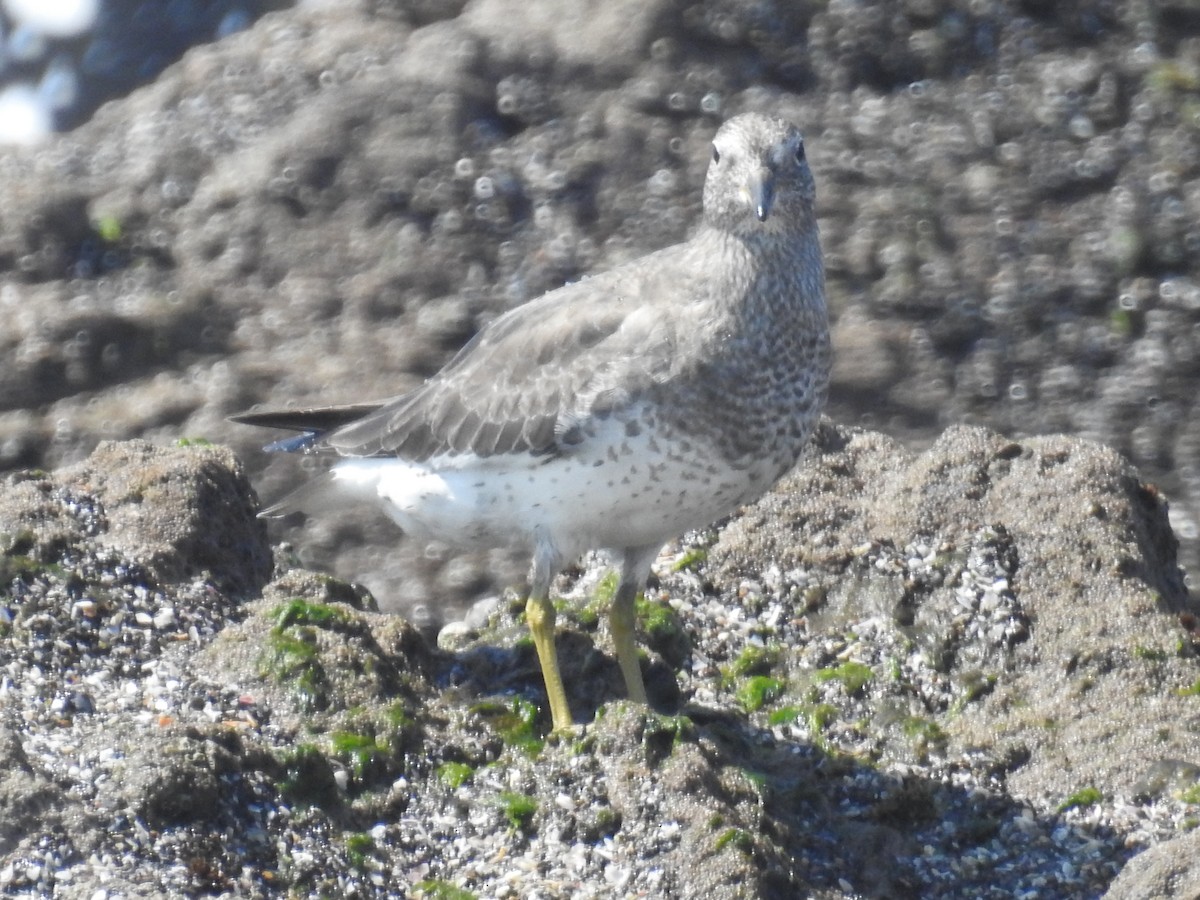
[{"xmin": 324, "ymin": 243, "xmax": 699, "ymax": 461}]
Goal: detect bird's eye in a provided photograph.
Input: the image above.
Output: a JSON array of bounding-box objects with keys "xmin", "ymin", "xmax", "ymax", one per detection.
[{"xmin": 711, "ymin": 145, "xmax": 720, "ymax": 164}]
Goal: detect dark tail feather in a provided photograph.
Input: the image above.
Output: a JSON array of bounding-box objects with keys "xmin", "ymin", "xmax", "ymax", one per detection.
[{"xmin": 230, "ymin": 403, "xmax": 388, "ymax": 453}]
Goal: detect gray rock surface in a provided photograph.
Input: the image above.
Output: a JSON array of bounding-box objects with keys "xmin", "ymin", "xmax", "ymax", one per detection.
[
  {"xmin": 0, "ymin": 439, "xmax": 270, "ymax": 596},
  {"xmin": 0, "ymin": 0, "xmax": 1199, "ymax": 894},
  {"xmin": 0, "ymin": 439, "xmax": 274, "ymax": 896},
  {"xmin": 1104, "ymin": 827, "xmax": 1200, "ymax": 899},
  {"xmin": 1, "ymin": 0, "xmax": 1200, "ymax": 613},
  {"xmin": 0, "ymin": 425, "xmax": 1195, "ymax": 896},
  {"xmin": 716, "ymin": 423, "xmax": 1192, "ymax": 802}
]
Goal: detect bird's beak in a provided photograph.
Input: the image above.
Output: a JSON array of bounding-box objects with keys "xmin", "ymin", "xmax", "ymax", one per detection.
[{"xmin": 746, "ymin": 168, "xmax": 774, "ymax": 222}]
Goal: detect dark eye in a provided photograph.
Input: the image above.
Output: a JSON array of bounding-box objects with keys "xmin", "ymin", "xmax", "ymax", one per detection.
[
  {"xmin": 794, "ymin": 143, "xmax": 806, "ymax": 165},
  {"xmin": 711, "ymin": 145, "xmax": 720, "ymax": 164}
]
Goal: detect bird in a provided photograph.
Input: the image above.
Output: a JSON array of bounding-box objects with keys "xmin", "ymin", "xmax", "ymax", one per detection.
[{"xmin": 232, "ymin": 112, "xmax": 831, "ymax": 732}]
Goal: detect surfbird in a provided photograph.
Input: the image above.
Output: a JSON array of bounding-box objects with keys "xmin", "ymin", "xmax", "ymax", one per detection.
[{"xmin": 232, "ymin": 112, "xmax": 831, "ymax": 731}]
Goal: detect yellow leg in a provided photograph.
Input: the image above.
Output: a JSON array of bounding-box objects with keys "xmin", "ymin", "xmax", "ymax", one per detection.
[
  {"xmin": 525, "ymin": 592, "xmax": 574, "ymax": 731},
  {"xmin": 610, "ymin": 586, "xmax": 647, "ymax": 704}
]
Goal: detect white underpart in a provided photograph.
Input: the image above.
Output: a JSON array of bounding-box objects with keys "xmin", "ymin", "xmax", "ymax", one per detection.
[{"xmin": 330, "ymin": 412, "xmax": 772, "ymax": 562}]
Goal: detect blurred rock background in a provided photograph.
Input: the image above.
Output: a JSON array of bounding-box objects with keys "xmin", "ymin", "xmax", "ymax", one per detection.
[
  {"xmin": 1, "ymin": 0, "xmax": 1198, "ymax": 623},
  {"xmin": 0, "ymin": 0, "xmax": 287, "ymax": 142}
]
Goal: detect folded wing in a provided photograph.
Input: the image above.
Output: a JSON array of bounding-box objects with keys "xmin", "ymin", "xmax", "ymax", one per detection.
[{"xmin": 237, "ymin": 243, "xmax": 698, "ymax": 463}]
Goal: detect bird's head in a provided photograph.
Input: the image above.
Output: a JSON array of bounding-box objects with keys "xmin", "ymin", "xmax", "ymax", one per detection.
[{"xmin": 702, "ymin": 112, "xmax": 815, "ymax": 238}]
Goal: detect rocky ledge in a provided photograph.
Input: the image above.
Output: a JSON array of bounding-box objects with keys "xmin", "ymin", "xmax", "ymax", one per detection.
[{"xmin": 0, "ymin": 424, "xmax": 1196, "ymax": 898}]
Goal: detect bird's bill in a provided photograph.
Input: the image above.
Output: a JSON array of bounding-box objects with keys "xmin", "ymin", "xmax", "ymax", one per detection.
[{"xmin": 746, "ymin": 168, "xmax": 774, "ymax": 222}]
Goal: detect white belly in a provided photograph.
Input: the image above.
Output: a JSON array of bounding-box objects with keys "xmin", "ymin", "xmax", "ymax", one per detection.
[{"xmin": 330, "ymin": 416, "xmax": 779, "ymax": 560}]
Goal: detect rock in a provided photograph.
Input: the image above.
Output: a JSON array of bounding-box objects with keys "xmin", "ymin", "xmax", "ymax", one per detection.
[
  {"xmin": 0, "ymin": 726, "xmax": 81, "ymax": 859},
  {"xmin": 1103, "ymin": 829, "xmax": 1200, "ymax": 900},
  {"xmin": 0, "ymin": 437, "xmax": 275, "ymax": 894},
  {"xmin": 198, "ymin": 570, "xmax": 432, "ymax": 726},
  {"xmin": 713, "ymin": 423, "xmax": 1196, "ymax": 804},
  {"xmin": 0, "ymin": 1, "xmax": 1197, "ymax": 604},
  {"xmin": 460, "ymin": 0, "xmax": 670, "ymax": 76},
  {"xmin": 68, "ymin": 440, "xmax": 272, "ymax": 596},
  {"xmin": 0, "ymin": 426, "xmax": 1194, "ymax": 896},
  {"xmin": 0, "ymin": 0, "xmax": 1199, "ymax": 894},
  {"xmin": 0, "ymin": 439, "xmax": 272, "ymax": 597}
]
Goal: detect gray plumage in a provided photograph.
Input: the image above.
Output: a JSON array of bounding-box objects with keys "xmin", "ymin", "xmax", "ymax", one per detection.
[{"xmin": 233, "ymin": 112, "xmax": 831, "ymax": 730}]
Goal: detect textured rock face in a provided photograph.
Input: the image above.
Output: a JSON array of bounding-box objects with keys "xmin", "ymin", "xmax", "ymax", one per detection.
[
  {"xmin": 1104, "ymin": 828, "xmax": 1200, "ymax": 899},
  {"xmin": 1, "ymin": 1, "xmax": 1200, "ymax": 609},
  {"xmin": 65, "ymin": 440, "xmax": 273, "ymax": 596},
  {"xmin": 0, "ymin": 4, "xmax": 1199, "ymax": 891},
  {"xmin": 0, "ymin": 439, "xmax": 271, "ymax": 597},
  {"xmin": 715, "ymin": 424, "xmax": 1194, "ymax": 802},
  {"xmin": 0, "ymin": 426, "xmax": 1194, "ymax": 897}
]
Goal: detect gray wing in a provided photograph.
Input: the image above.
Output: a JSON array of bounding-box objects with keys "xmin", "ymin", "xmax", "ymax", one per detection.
[{"xmin": 325, "ymin": 244, "xmax": 697, "ymax": 461}]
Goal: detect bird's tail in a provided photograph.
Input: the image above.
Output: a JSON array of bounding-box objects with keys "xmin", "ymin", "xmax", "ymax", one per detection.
[{"xmin": 257, "ymin": 472, "xmax": 350, "ymax": 518}]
